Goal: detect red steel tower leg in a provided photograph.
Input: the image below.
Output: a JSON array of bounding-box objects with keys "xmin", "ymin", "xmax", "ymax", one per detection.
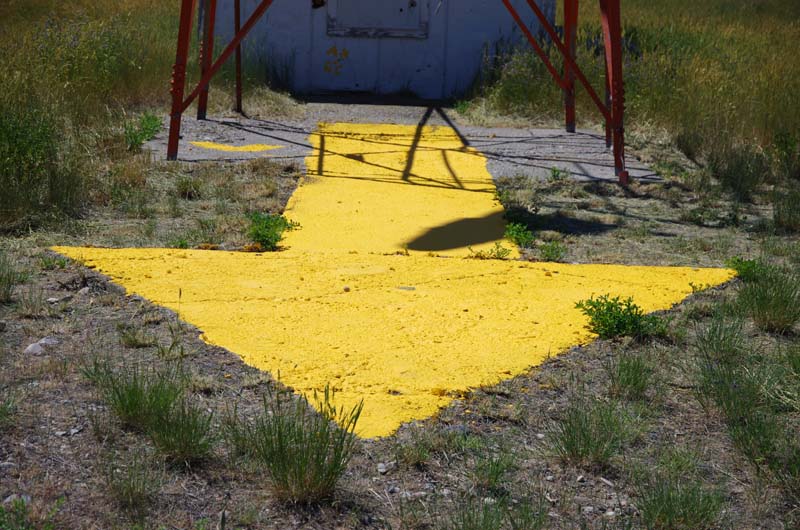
[
  {"xmin": 197, "ymin": 0, "xmax": 218, "ymax": 120},
  {"xmin": 234, "ymin": 0, "xmax": 244, "ymax": 114},
  {"xmin": 599, "ymin": 0, "xmax": 629, "ymax": 183},
  {"xmin": 167, "ymin": 0, "xmax": 197, "ymax": 161},
  {"xmin": 563, "ymin": 0, "xmax": 579, "ymax": 133}
]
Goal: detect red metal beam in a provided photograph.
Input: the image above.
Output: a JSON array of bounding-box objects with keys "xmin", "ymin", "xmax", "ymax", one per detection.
[
  {"xmin": 167, "ymin": 0, "xmax": 198, "ymax": 161},
  {"xmin": 234, "ymin": 0, "xmax": 244, "ymax": 114},
  {"xmin": 197, "ymin": 0, "xmax": 218, "ymax": 120},
  {"xmin": 599, "ymin": 0, "xmax": 629, "ymax": 183},
  {"xmin": 563, "ymin": 0, "xmax": 578, "ymax": 133}
]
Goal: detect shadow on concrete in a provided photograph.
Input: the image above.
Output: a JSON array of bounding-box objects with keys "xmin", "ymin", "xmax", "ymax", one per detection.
[{"xmin": 405, "ymin": 210, "xmax": 508, "ymax": 252}]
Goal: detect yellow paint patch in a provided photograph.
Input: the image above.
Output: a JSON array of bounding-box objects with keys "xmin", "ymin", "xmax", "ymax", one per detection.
[
  {"xmin": 53, "ymin": 247, "xmax": 733, "ymax": 437},
  {"xmin": 283, "ymin": 123, "xmax": 515, "ymax": 257},
  {"xmin": 190, "ymin": 141, "xmax": 284, "ymax": 153},
  {"xmin": 53, "ymin": 122, "xmax": 735, "ymax": 438}
]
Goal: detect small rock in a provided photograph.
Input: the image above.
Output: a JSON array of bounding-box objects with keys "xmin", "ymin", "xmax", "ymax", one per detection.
[
  {"xmin": 55, "ymin": 431, "xmax": 67, "ymax": 437},
  {"xmin": 3, "ymin": 494, "xmax": 31, "ymax": 506},
  {"xmin": 24, "ymin": 343, "xmax": 44, "ymax": 356},
  {"xmin": 582, "ymin": 506, "xmax": 594, "ymax": 515},
  {"xmin": 536, "ymin": 433, "xmax": 545, "ymax": 440},
  {"xmin": 38, "ymin": 337, "xmax": 59, "ymax": 347},
  {"xmin": 377, "ymin": 463, "xmax": 389, "ymax": 475},
  {"xmin": 47, "ymin": 297, "xmax": 60, "ymax": 304},
  {"xmin": 441, "ymin": 488, "xmax": 452, "ymax": 496},
  {"xmin": 387, "ymin": 485, "xmax": 400, "ymax": 494},
  {"xmin": 483, "ymin": 497, "xmax": 497, "ymax": 505},
  {"xmin": 600, "ymin": 477, "xmax": 614, "ymax": 488},
  {"xmin": 604, "ymin": 509, "xmax": 616, "ymax": 517},
  {"xmin": 576, "ymin": 475, "xmax": 586, "ymax": 483},
  {"xmin": 343, "ymin": 286, "xmax": 351, "ymax": 293},
  {"xmin": 77, "ymin": 287, "xmax": 90, "ymax": 296},
  {"xmin": 545, "ymin": 475, "xmax": 555, "ymax": 482}
]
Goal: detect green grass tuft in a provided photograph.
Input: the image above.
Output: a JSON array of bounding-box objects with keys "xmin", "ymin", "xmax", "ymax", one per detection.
[
  {"xmin": 148, "ymin": 398, "xmax": 216, "ymax": 466},
  {"xmin": 124, "ymin": 112, "xmax": 162, "ymax": 152},
  {"xmin": 738, "ymin": 265, "xmax": 800, "ymax": 333},
  {"xmin": 606, "ymin": 353, "xmax": 657, "ymax": 401},
  {"xmin": 105, "ymin": 450, "xmax": 162, "ymax": 520},
  {"xmin": 0, "ymin": 251, "xmax": 20, "ymax": 304},
  {"xmin": 538, "ymin": 241, "xmax": 566, "ymax": 262},
  {"xmin": 550, "ymin": 397, "xmax": 631, "ymax": 470},
  {"xmin": 226, "ymin": 385, "xmax": 362, "ymax": 504},
  {"xmin": 774, "ymin": 188, "xmax": 800, "ymax": 233}
]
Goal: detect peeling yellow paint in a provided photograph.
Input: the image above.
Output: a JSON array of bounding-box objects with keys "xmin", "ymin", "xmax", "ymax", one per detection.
[
  {"xmin": 52, "ymin": 122, "xmax": 735, "ymax": 438},
  {"xmin": 190, "ymin": 141, "xmax": 284, "ymax": 153}
]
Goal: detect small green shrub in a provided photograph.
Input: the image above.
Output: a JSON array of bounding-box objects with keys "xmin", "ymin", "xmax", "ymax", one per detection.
[
  {"xmin": 725, "ymin": 256, "xmax": 767, "ymax": 283},
  {"xmin": 468, "ymin": 242, "xmax": 512, "ymax": 260},
  {"xmin": 83, "ymin": 359, "xmax": 184, "ymax": 432},
  {"xmin": 247, "ymin": 212, "xmax": 298, "ymax": 251},
  {"xmin": 105, "ymin": 451, "xmax": 162, "ymax": 520},
  {"xmin": 774, "ymin": 188, "xmax": 800, "ymax": 233},
  {"xmin": 607, "ymin": 353, "xmax": 656, "ymax": 401},
  {"xmin": 538, "ymin": 241, "xmax": 566, "ymax": 262},
  {"xmin": 124, "ymin": 112, "xmax": 161, "ymax": 151},
  {"xmin": 504, "ymin": 222, "xmax": 534, "ymax": 248},
  {"xmin": 0, "ymin": 103, "xmax": 85, "ymax": 229},
  {"xmin": 739, "ymin": 265, "xmax": 800, "ymax": 333},
  {"xmin": 38, "ymin": 254, "xmax": 68, "ymax": 271},
  {"xmin": 576, "ymin": 295, "xmax": 667, "ymax": 340},
  {"xmin": 0, "ymin": 251, "xmax": 20, "ymax": 303},
  {"xmin": 229, "ymin": 385, "xmax": 362, "ymax": 503},
  {"xmin": 550, "ymin": 397, "xmax": 631, "ymax": 470},
  {"xmin": 395, "ymin": 426, "xmax": 484, "ymax": 469},
  {"xmin": 148, "ymin": 399, "xmax": 216, "ymax": 465}
]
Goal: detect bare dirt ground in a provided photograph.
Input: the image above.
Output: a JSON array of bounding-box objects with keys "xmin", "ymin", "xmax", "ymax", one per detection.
[{"xmin": 1, "ymin": 102, "xmax": 798, "ymax": 529}]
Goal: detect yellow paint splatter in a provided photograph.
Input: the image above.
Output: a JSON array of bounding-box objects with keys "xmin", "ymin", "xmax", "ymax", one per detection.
[
  {"xmin": 52, "ymin": 122, "xmax": 735, "ymax": 438},
  {"xmin": 190, "ymin": 141, "xmax": 284, "ymax": 153}
]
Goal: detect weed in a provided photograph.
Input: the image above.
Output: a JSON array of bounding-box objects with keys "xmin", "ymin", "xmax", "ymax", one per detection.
[
  {"xmin": 725, "ymin": 256, "xmax": 766, "ymax": 283},
  {"xmin": 538, "ymin": 241, "xmax": 566, "ymax": 262},
  {"xmin": 38, "ymin": 254, "xmax": 68, "ymax": 271},
  {"xmin": 575, "ymin": 295, "xmax": 667, "ymax": 340},
  {"xmin": 0, "ymin": 393, "xmax": 16, "ymax": 430},
  {"xmin": 230, "ymin": 385, "xmax": 362, "ymax": 503},
  {"xmin": 441, "ymin": 494, "xmax": 547, "ymax": 530},
  {"xmin": 0, "ymin": 251, "xmax": 20, "ymax": 303},
  {"xmin": 606, "ymin": 353, "xmax": 656, "ymax": 401},
  {"xmin": 247, "ymin": 212, "xmax": 297, "ymax": 251},
  {"xmin": 168, "ymin": 236, "xmax": 190, "ymax": 249},
  {"xmin": 396, "ymin": 427, "xmax": 484, "ymax": 469},
  {"xmin": 0, "ymin": 498, "xmax": 56, "ymax": 530},
  {"xmin": 738, "ymin": 265, "xmax": 800, "ymax": 333},
  {"xmin": 117, "ymin": 323, "xmax": 157, "ymax": 348},
  {"xmin": 636, "ymin": 475, "xmax": 724, "ymax": 530},
  {"xmin": 707, "ymin": 142, "xmax": 770, "ymax": 202},
  {"xmin": 693, "ymin": 309, "xmax": 746, "ymax": 364},
  {"xmin": 105, "ymin": 450, "xmax": 162, "ymax": 520},
  {"xmin": 83, "ymin": 358, "xmax": 184, "ymax": 432},
  {"xmin": 124, "ymin": 112, "xmax": 161, "ymax": 152},
  {"xmin": 175, "ymin": 175, "xmax": 203, "ymax": 200},
  {"xmin": 473, "ymin": 452, "xmax": 516, "ymax": 493},
  {"xmin": 148, "ymin": 398, "xmax": 216, "ymax": 465},
  {"xmin": 548, "ymin": 167, "xmax": 571, "ymax": 183},
  {"xmin": 504, "ymin": 222, "xmax": 535, "ymax": 248},
  {"xmin": 550, "ymin": 397, "xmax": 631, "ymax": 470},
  {"xmin": 774, "ymin": 187, "xmax": 800, "ymax": 233},
  {"xmin": 17, "ymin": 287, "xmax": 48, "ymax": 319},
  {"xmin": 468, "ymin": 242, "xmax": 512, "ymax": 260}
]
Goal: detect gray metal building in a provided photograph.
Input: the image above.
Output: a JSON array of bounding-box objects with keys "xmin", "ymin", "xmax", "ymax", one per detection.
[{"xmin": 216, "ymin": 0, "xmax": 555, "ymax": 100}]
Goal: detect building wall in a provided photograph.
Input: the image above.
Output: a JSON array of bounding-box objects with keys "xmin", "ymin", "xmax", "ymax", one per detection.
[{"xmin": 216, "ymin": 0, "xmax": 554, "ymax": 100}]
